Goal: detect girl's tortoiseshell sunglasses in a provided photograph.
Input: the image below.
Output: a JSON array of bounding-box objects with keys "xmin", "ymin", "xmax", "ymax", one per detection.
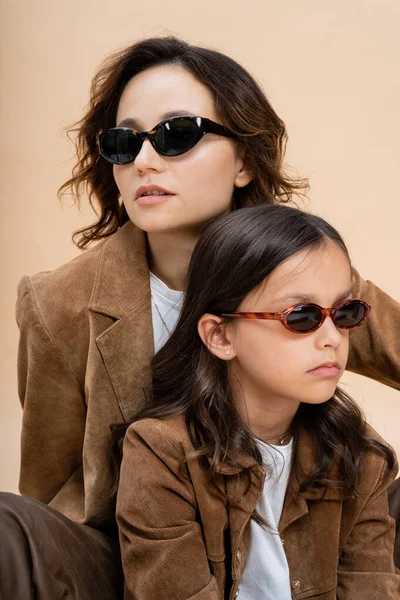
[{"xmin": 221, "ymin": 299, "xmax": 371, "ymax": 334}]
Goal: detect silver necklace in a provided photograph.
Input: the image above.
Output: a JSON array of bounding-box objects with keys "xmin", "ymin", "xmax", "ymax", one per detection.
[{"xmin": 151, "ymin": 293, "xmax": 172, "ymax": 336}]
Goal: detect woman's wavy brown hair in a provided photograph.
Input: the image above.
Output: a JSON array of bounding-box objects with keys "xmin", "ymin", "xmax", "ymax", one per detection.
[
  {"xmin": 112, "ymin": 204, "xmax": 394, "ymax": 496},
  {"xmin": 59, "ymin": 36, "xmax": 308, "ymax": 248}
]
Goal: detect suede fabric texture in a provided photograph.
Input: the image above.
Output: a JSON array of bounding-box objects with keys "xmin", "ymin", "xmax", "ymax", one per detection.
[
  {"xmin": 16, "ymin": 220, "xmax": 400, "ymax": 530},
  {"xmin": 117, "ymin": 415, "xmax": 399, "ymax": 600}
]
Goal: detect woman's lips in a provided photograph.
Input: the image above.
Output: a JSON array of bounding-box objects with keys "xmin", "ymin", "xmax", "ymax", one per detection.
[
  {"xmin": 135, "ymin": 184, "xmax": 175, "ymax": 205},
  {"xmin": 135, "ymin": 194, "xmax": 174, "ymax": 206}
]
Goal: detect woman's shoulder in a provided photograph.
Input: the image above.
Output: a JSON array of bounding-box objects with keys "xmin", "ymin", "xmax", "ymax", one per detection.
[
  {"xmin": 18, "ymin": 221, "xmax": 144, "ymax": 303},
  {"xmin": 17, "ymin": 242, "xmax": 103, "ymax": 313},
  {"xmin": 17, "ymin": 221, "xmax": 147, "ymax": 321}
]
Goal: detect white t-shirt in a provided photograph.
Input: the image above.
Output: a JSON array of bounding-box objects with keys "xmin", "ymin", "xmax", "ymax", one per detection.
[
  {"xmin": 150, "ymin": 272, "xmax": 184, "ymax": 352},
  {"xmin": 237, "ymin": 439, "xmax": 293, "ymax": 600}
]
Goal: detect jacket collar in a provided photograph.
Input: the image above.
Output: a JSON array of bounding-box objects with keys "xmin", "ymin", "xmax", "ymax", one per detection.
[
  {"xmin": 290, "ymin": 428, "xmax": 354, "ymax": 501},
  {"xmin": 89, "ymin": 220, "xmax": 150, "ymax": 319},
  {"xmin": 217, "ymin": 427, "xmax": 354, "ymax": 502}
]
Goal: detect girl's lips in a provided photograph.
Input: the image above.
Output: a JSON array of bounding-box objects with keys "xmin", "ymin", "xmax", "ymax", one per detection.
[
  {"xmin": 135, "ymin": 194, "xmax": 174, "ymax": 206},
  {"xmin": 307, "ymin": 365, "xmax": 341, "ymax": 377}
]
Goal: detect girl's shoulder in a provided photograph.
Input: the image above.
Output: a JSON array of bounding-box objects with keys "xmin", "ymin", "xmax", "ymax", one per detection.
[
  {"xmin": 126, "ymin": 415, "xmax": 194, "ymax": 460},
  {"xmin": 359, "ymin": 423, "xmax": 398, "ymax": 493},
  {"xmin": 364, "ymin": 422, "xmax": 391, "ymax": 447}
]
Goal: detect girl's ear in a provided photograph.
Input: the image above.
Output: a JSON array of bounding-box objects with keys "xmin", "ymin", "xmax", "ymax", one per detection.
[{"xmin": 197, "ymin": 314, "xmax": 236, "ymax": 361}]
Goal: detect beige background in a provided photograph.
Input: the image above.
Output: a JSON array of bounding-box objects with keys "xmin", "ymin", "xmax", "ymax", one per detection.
[{"xmin": 1, "ymin": 0, "xmax": 399, "ymax": 492}]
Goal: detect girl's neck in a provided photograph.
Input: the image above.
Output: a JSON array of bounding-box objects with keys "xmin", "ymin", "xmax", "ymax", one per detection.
[
  {"xmin": 147, "ymin": 229, "xmax": 199, "ymax": 292},
  {"xmin": 232, "ymin": 380, "xmax": 299, "ymax": 444},
  {"xmin": 249, "ymin": 411, "xmax": 296, "ymax": 445}
]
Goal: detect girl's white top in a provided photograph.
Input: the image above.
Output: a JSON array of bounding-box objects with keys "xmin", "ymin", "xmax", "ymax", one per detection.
[
  {"xmin": 150, "ymin": 272, "xmax": 184, "ymax": 352},
  {"xmin": 237, "ymin": 439, "xmax": 293, "ymax": 600}
]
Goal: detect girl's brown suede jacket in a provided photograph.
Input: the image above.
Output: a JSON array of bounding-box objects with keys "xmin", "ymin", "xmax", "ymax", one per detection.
[
  {"xmin": 116, "ymin": 415, "xmax": 399, "ymax": 599},
  {"xmin": 16, "ymin": 221, "xmax": 400, "ymax": 530}
]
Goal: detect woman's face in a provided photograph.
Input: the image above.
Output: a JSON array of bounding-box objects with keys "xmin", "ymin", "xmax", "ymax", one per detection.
[
  {"xmin": 114, "ymin": 65, "xmax": 252, "ymax": 234},
  {"xmin": 227, "ymin": 240, "xmax": 352, "ymax": 413}
]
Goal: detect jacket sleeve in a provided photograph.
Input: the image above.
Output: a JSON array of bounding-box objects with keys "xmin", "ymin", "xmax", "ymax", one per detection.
[
  {"xmin": 337, "ymin": 459, "xmax": 400, "ymax": 598},
  {"xmin": 16, "ymin": 276, "xmax": 87, "ymax": 511},
  {"xmin": 116, "ymin": 424, "xmax": 221, "ymax": 600},
  {"xmin": 348, "ymin": 268, "xmax": 400, "ymax": 390}
]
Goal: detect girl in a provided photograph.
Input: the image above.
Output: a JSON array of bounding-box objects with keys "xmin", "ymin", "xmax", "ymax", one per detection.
[
  {"xmin": 117, "ymin": 204, "xmax": 399, "ymax": 600},
  {"xmin": 2, "ymin": 36, "xmax": 399, "ymax": 598}
]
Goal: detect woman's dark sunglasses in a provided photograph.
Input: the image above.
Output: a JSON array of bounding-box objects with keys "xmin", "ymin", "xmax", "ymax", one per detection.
[
  {"xmin": 221, "ymin": 299, "xmax": 371, "ymax": 334},
  {"xmin": 98, "ymin": 116, "xmax": 238, "ymax": 165}
]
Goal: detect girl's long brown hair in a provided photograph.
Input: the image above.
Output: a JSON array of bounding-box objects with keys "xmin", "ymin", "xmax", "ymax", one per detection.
[
  {"xmin": 59, "ymin": 36, "xmax": 308, "ymax": 248},
  {"xmin": 113, "ymin": 204, "xmax": 394, "ymax": 495}
]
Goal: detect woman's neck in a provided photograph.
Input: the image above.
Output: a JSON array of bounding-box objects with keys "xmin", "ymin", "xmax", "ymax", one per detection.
[{"xmin": 147, "ymin": 229, "xmax": 199, "ymax": 291}]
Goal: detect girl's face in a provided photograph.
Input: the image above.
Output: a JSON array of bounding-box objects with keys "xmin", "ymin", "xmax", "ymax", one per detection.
[
  {"xmin": 114, "ymin": 65, "xmax": 252, "ymax": 234},
  {"xmin": 227, "ymin": 240, "xmax": 352, "ymax": 413}
]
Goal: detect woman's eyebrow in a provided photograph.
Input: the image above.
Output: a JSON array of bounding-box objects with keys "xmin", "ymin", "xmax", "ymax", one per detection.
[
  {"xmin": 117, "ymin": 117, "xmax": 138, "ymax": 128},
  {"xmin": 117, "ymin": 111, "xmax": 197, "ymax": 129},
  {"xmin": 161, "ymin": 110, "xmax": 197, "ymax": 120}
]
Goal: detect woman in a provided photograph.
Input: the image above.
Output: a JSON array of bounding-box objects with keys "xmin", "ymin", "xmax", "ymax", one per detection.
[
  {"xmin": 117, "ymin": 204, "xmax": 399, "ymax": 599},
  {"xmin": 1, "ymin": 36, "xmax": 399, "ymax": 598}
]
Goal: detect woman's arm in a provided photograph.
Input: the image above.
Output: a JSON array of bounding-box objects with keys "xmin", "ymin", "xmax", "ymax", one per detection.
[
  {"xmin": 348, "ymin": 269, "xmax": 400, "ymax": 390},
  {"xmin": 337, "ymin": 457, "xmax": 400, "ymax": 598},
  {"xmin": 116, "ymin": 423, "xmax": 221, "ymax": 600},
  {"xmin": 16, "ymin": 276, "xmax": 87, "ymax": 515}
]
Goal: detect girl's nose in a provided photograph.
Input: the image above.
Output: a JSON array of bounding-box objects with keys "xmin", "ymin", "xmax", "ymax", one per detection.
[{"xmin": 316, "ymin": 316, "xmax": 343, "ymax": 349}]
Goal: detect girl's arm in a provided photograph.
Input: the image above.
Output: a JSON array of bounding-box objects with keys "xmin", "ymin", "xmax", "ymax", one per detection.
[
  {"xmin": 337, "ymin": 457, "xmax": 400, "ymax": 598},
  {"xmin": 116, "ymin": 422, "xmax": 221, "ymax": 600},
  {"xmin": 348, "ymin": 269, "xmax": 400, "ymax": 390}
]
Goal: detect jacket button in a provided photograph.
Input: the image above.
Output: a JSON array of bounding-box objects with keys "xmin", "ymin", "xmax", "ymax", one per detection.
[
  {"xmin": 292, "ymin": 579, "xmax": 301, "ymax": 589},
  {"xmin": 280, "ymin": 537, "xmax": 285, "ymax": 546}
]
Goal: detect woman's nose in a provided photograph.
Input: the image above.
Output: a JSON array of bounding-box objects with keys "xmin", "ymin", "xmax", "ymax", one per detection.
[{"xmin": 133, "ymin": 139, "xmax": 165, "ymax": 174}]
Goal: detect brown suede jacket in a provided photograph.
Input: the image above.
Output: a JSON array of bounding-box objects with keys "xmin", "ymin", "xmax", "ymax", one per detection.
[
  {"xmin": 16, "ymin": 220, "xmax": 400, "ymax": 530},
  {"xmin": 117, "ymin": 415, "xmax": 399, "ymax": 600}
]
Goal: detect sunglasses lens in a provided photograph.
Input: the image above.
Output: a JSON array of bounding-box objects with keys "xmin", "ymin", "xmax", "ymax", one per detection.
[
  {"xmin": 334, "ymin": 301, "xmax": 367, "ymax": 328},
  {"xmin": 286, "ymin": 305, "xmax": 322, "ymax": 332},
  {"xmin": 154, "ymin": 118, "xmax": 201, "ymax": 156},
  {"xmin": 100, "ymin": 129, "xmax": 142, "ymax": 165}
]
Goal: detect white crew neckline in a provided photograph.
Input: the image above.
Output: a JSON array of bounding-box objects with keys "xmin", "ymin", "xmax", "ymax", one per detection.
[{"xmin": 150, "ymin": 272, "xmax": 184, "ymax": 305}]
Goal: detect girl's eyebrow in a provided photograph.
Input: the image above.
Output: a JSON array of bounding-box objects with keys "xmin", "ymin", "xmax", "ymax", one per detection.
[
  {"xmin": 117, "ymin": 111, "xmax": 197, "ymax": 129},
  {"xmin": 271, "ymin": 288, "xmax": 353, "ymax": 305}
]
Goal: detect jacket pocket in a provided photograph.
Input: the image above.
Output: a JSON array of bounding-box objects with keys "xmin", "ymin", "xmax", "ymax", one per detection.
[{"xmin": 291, "ymin": 581, "xmax": 336, "ymax": 599}]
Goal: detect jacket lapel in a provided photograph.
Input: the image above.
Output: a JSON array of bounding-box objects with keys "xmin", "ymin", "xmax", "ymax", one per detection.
[
  {"xmin": 279, "ymin": 428, "xmax": 354, "ymax": 533},
  {"xmin": 89, "ymin": 221, "xmax": 155, "ymax": 422}
]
